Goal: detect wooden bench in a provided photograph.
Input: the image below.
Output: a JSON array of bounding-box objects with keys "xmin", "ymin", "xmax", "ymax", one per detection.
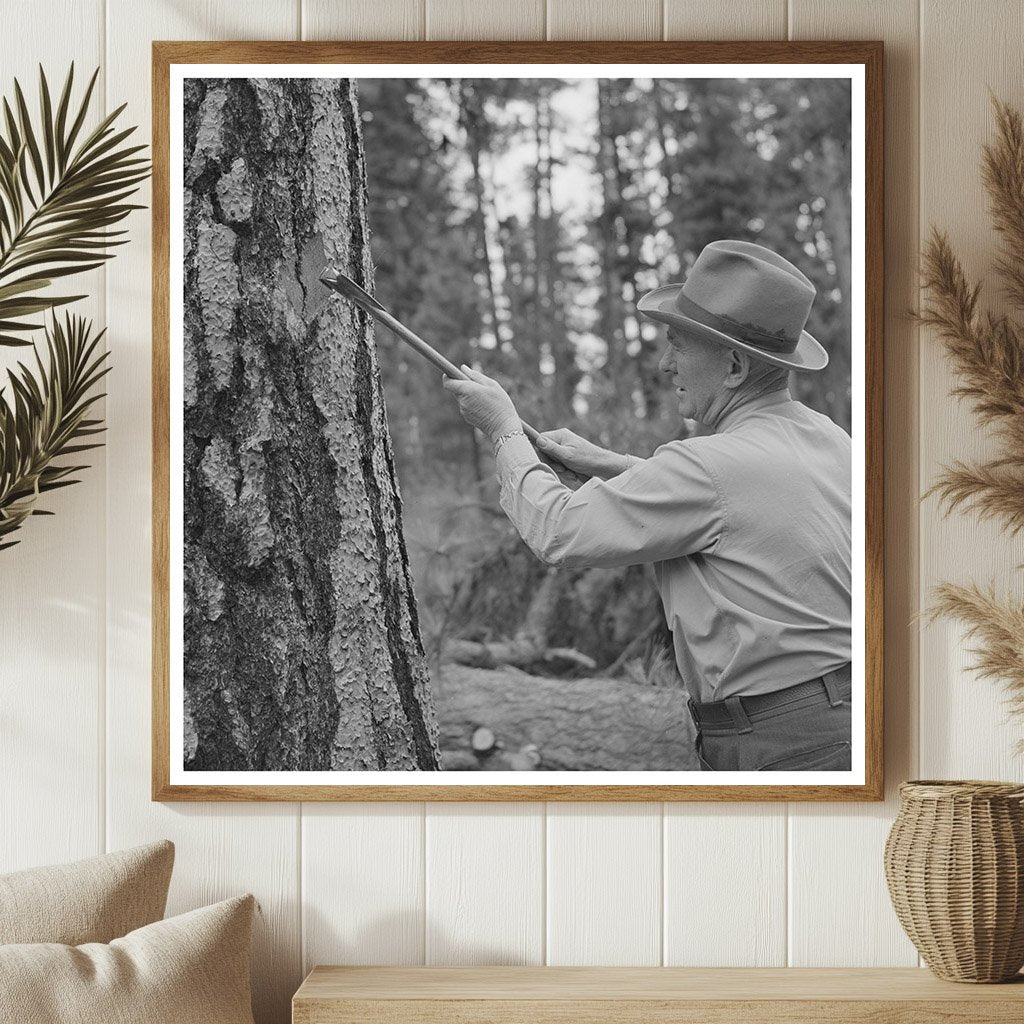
[{"xmin": 293, "ymin": 965, "xmax": 1024, "ymax": 1022}]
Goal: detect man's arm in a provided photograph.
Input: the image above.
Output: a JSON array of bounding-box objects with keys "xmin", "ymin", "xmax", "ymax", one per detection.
[
  {"xmin": 496, "ymin": 432, "xmax": 723, "ymax": 569},
  {"xmin": 535, "ymin": 428, "xmax": 645, "ymax": 481},
  {"xmin": 441, "ymin": 364, "xmax": 722, "ymax": 569}
]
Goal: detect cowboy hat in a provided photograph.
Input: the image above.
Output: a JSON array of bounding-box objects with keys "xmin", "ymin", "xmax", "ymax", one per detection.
[{"xmin": 636, "ymin": 239, "xmax": 829, "ymax": 372}]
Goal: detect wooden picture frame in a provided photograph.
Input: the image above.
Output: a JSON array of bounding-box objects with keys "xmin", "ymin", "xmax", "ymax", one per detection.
[{"xmin": 153, "ymin": 40, "xmax": 883, "ymax": 801}]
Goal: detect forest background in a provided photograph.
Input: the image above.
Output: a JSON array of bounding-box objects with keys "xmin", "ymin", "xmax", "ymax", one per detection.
[{"xmin": 358, "ymin": 75, "xmax": 853, "ymax": 770}]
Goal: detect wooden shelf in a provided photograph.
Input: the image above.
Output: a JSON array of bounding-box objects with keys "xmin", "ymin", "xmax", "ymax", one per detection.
[{"xmin": 293, "ymin": 966, "xmax": 1024, "ymax": 1023}]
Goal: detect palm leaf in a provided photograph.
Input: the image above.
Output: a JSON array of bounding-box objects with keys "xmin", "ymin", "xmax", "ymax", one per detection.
[
  {"xmin": 39, "ymin": 66, "xmax": 56, "ymax": 186},
  {"xmin": 0, "ymin": 313, "xmax": 109, "ymax": 547},
  {"xmin": 0, "ymin": 64, "xmax": 149, "ymax": 345}
]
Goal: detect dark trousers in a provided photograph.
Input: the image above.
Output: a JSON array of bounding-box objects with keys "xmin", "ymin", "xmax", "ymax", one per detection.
[{"xmin": 690, "ymin": 665, "xmax": 852, "ymax": 772}]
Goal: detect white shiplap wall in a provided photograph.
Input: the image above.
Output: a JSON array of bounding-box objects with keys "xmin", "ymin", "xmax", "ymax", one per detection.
[{"xmin": 3, "ymin": 2, "xmax": 1023, "ymax": 1021}]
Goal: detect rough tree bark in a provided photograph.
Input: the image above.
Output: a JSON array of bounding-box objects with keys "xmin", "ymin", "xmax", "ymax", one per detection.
[{"xmin": 182, "ymin": 77, "xmax": 440, "ymax": 771}]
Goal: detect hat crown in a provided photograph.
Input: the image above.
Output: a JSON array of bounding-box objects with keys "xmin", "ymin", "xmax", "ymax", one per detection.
[
  {"xmin": 679, "ymin": 240, "xmax": 816, "ymax": 345},
  {"xmin": 635, "ymin": 239, "xmax": 829, "ymax": 372}
]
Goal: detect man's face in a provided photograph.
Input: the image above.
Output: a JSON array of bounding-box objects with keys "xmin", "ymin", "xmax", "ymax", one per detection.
[{"xmin": 658, "ymin": 328, "xmax": 731, "ymax": 422}]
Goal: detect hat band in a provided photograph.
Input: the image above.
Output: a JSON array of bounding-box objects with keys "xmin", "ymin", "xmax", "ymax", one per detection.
[{"xmin": 673, "ymin": 290, "xmax": 800, "ymax": 354}]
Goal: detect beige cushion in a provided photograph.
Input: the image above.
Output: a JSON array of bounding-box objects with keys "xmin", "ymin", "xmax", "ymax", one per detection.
[
  {"xmin": 0, "ymin": 840, "xmax": 174, "ymax": 945},
  {"xmin": 0, "ymin": 894, "xmax": 256, "ymax": 1024}
]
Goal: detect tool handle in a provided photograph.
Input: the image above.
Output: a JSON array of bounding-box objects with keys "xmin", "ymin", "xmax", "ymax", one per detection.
[
  {"xmin": 367, "ymin": 305, "xmax": 546, "ymax": 444},
  {"xmin": 325, "ymin": 273, "xmax": 588, "ymax": 481}
]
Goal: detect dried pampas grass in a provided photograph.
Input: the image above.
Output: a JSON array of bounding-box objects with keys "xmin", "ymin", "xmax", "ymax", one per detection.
[
  {"xmin": 932, "ymin": 584, "xmax": 1024, "ymax": 715},
  {"xmin": 919, "ymin": 96, "xmax": 1024, "ymax": 732}
]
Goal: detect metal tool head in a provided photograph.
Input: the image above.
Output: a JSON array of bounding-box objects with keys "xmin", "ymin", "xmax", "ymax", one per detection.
[{"xmin": 319, "ymin": 267, "xmax": 387, "ymax": 314}]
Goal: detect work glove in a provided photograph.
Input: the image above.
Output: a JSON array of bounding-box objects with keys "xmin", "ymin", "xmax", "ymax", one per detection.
[
  {"xmin": 535, "ymin": 428, "xmax": 632, "ymax": 480},
  {"xmin": 442, "ymin": 365, "xmax": 522, "ymax": 443}
]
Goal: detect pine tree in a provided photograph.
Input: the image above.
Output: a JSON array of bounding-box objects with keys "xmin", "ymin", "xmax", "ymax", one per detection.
[{"xmin": 182, "ymin": 77, "xmax": 440, "ymax": 771}]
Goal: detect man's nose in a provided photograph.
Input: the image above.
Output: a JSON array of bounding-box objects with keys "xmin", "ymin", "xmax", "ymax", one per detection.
[{"xmin": 658, "ymin": 347, "xmax": 674, "ymax": 374}]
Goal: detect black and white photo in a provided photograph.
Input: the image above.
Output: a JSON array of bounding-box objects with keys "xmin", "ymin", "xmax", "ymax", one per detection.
[{"xmin": 153, "ymin": 43, "xmax": 882, "ymax": 799}]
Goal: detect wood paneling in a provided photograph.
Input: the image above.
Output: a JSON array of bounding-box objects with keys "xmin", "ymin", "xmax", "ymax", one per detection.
[
  {"xmin": 0, "ymin": 0, "xmax": 106, "ymax": 875},
  {"xmin": 664, "ymin": 805, "xmax": 786, "ymax": 965},
  {"xmin": 664, "ymin": 0, "xmax": 786, "ymax": 40},
  {"xmin": 303, "ymin": 804, "xmax": 426, "ymax": 969},
  {"xmin": 546, "ymin": 804, "xmax": 661, "ymax": 965},
  {"xmin": 787, "ymin": 0, "xmax": 920, "ymax": 968},
  {"xmin": 104, "ymin": 5, "xmax": 302, "ymax": 1022},
  {"xmin": 425, "ymin": 804, "xmax": 544, "ymax": 964},
  {"xmin": 918, "ymin": 0, "xmax": 1024, "ymax": 779},
  {"xmin": 547, "ymin": 1, "xmax": 662, "ymax": 41},
  {"xmin": 302, "ymin": 0, "xmax": 425, "ymax": 40},
  {"xmin": 426, "ymin": 0, "xmax": 544, "ymax": 40}
]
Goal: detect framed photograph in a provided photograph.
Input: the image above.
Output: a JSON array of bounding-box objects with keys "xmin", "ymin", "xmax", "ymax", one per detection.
[{"xmin": 152, "ymin": 41, "xmax": 883, "ymax": 801}]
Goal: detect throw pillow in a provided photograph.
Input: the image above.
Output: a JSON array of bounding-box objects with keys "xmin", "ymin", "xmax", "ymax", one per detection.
[
  {"xmin": 0, "ymin": 840, "xmax": 174, "ymax": 945},
  {"xmin": 0, "ymin": 893, "xmax": 256, "ymax": 1024}
]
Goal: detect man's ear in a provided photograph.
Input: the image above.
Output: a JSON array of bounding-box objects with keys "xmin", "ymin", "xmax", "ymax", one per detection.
[{"xmin": 725, "ymin": 349, "xmax": 751, "ymax": 389}]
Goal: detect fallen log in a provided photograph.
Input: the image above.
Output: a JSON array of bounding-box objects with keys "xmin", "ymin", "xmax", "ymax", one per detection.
[
  {"xmin": 435, "ymin": 664, "xmax": 699, "ymax": 772},
  {"xmin": 445, "ymin": 637, "xmax": 596, "ymax": 673}
]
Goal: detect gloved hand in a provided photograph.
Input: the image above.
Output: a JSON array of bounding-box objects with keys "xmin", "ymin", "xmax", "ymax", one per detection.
[
  {"xmin": 442, "ymin": 365, "xmax": 522, "ymax": 443},
  {"xmin": 535, "ymin": 428, "xmax": 631, "ymax": 480}
]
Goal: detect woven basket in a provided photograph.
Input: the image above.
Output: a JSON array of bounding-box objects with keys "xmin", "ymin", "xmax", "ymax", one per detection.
[{"xmin": 884, "ymin": 780, "xmax": 1024, "ymax": 982}]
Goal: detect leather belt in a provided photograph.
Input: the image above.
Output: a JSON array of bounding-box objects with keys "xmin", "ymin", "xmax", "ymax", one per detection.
[{"xmin": 689, "ymin": 663, "xmax": 852, "ymax": 732}]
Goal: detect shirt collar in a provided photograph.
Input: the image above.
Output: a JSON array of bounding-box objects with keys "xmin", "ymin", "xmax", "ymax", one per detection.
[{"xmin": 716, "ymin": 389, "xmax": 793, "ymax": 433}]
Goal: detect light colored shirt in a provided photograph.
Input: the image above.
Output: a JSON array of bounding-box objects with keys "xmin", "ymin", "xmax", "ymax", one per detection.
[{"xmin": 495, "ymin": 392, "xmax": 852, "ymax": 702}]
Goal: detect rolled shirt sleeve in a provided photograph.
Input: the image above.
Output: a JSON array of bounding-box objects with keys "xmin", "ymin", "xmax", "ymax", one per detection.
[{"xmin": 495, "ymin": 432, "xmax": 724, "ymax": 569}]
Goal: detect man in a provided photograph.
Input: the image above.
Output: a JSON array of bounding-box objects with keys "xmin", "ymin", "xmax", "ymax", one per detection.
[{"xmin": 443, "ymin": 240, "xmax": 852, "ymax": 772}]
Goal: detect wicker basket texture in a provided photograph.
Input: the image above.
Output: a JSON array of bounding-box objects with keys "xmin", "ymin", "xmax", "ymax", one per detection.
[{"xmin": 884, "ymin": 780, "xmax": 1024, "ymax": 983}]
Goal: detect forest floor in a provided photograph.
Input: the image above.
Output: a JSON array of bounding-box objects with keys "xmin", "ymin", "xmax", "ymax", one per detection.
[{"xmin": 434, "ymin": 663, "xmax": 699, "ymax": 772}]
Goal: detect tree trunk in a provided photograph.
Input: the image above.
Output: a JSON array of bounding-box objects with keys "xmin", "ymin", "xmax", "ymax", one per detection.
[
  {"xmin": 820, "ymin": 133, "xmax": 853, "ymax": 429},
  {"xmin": 595, "ymin": 80, "xmax": 625, "ymax": 381},
  {"xmin": 457, "ymin": 80, "xmax": 504, "ymax": 352},
  {"xmin": 181, "ymin": 77, "xmax": 440, "ymax": 771},
  {"xmin": 531, "ymin": 91, "xmax": 548, "ymax": 381}
]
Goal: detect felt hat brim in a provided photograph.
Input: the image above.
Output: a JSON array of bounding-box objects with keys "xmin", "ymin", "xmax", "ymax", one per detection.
[{"xmin": 637, "ymin": 283, "xmax": 829, "ymax": 372}]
